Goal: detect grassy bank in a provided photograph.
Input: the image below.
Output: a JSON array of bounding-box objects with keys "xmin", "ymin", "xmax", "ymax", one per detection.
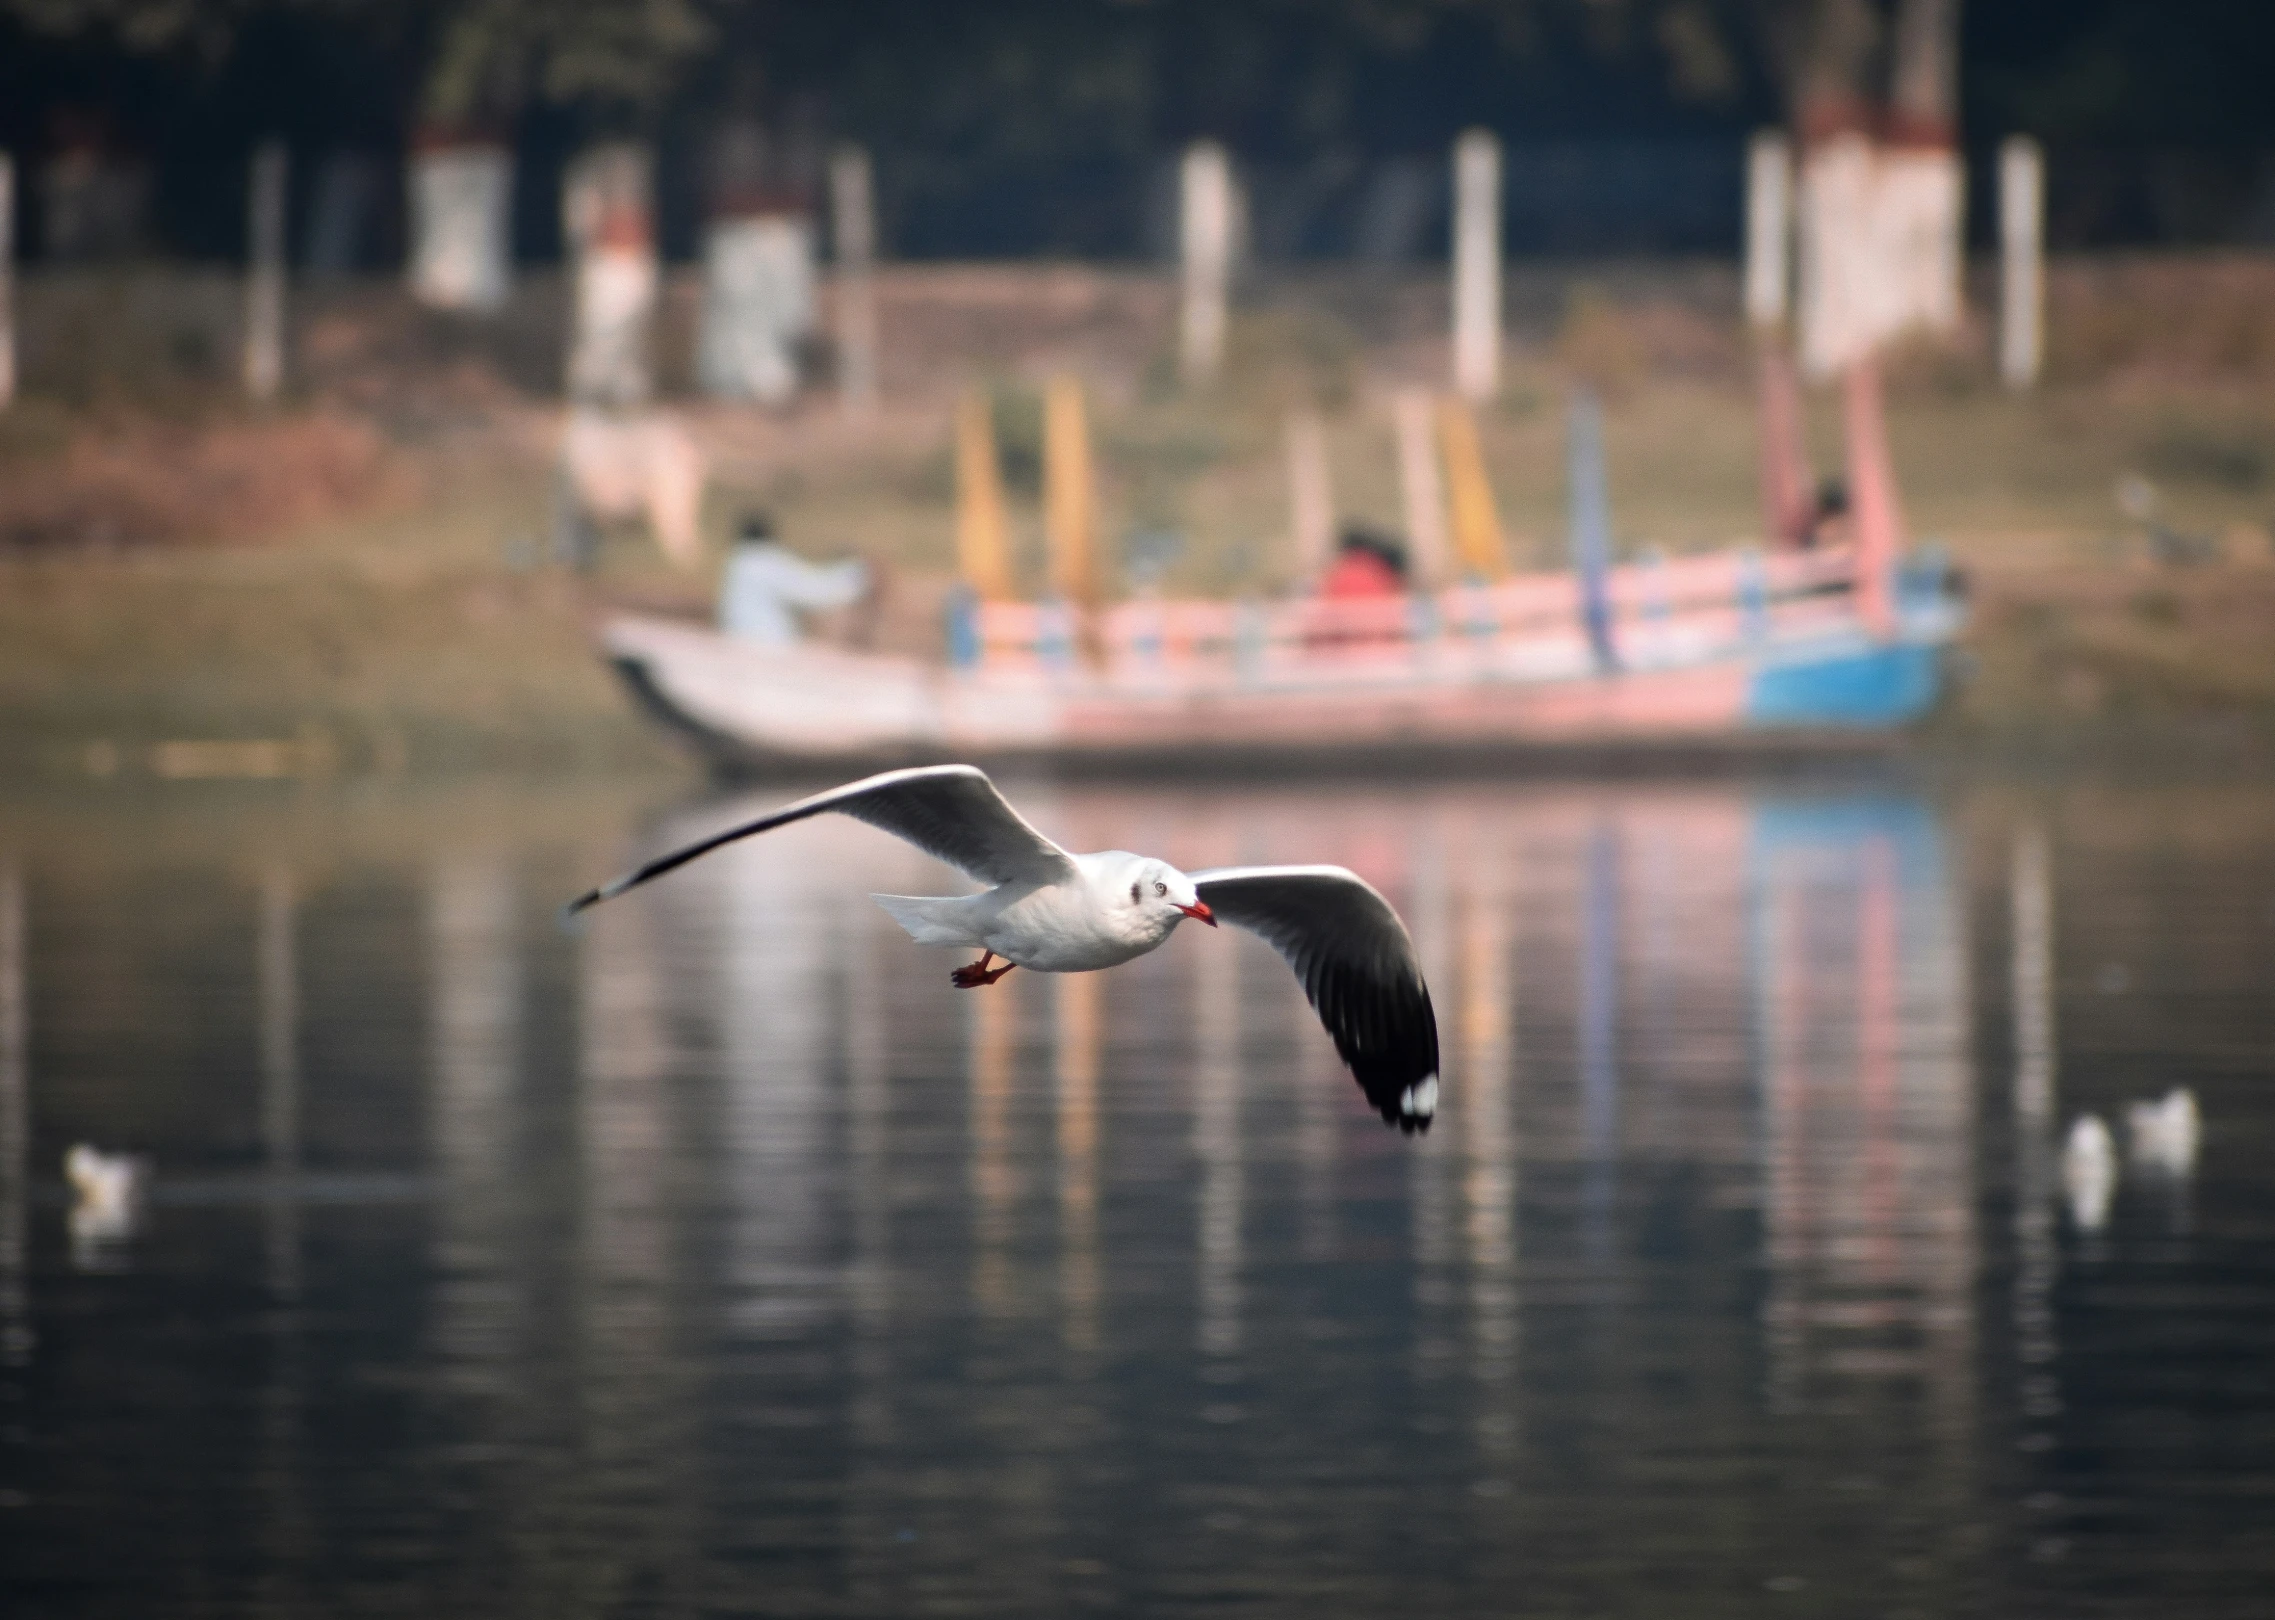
[
  {"xmin": 0, "ymin": 453, "xmax": 684, "ymax": 780},
  {"xmin": 2, "ymin": 259, "xmax": 2272, "ymax": 781}
]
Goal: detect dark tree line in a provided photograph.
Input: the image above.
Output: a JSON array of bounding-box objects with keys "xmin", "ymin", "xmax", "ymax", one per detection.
[{"xmin": 2, "ymin": 0, "xmax": 2269, "ymax": 259}]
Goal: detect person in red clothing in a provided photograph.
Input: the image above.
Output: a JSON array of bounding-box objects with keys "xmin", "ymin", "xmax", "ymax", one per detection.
[
  {"xmin": 1309, "ymin": 525, "xmax": 1411, "ymax": 649},
  {"xmin": 1319, "ymin": 526, "xmax": 1409, "ymax": 597}
]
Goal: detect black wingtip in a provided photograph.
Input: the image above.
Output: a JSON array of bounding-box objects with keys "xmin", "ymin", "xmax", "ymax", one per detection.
[{"xmin": 558, "ymin": 889, "xmax": 604, "ymax": 931}]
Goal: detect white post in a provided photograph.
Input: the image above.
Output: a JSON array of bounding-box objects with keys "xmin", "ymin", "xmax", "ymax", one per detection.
[
  {"xmin": 1885, "ymin": 0, "xmax": 1965, "ymax": 338},
  {"xmin": 0, "ymin": 153, "xmax": 14, "ymax": 409},
  {"xmin": 1877, "ymin": 144, "xmax": 1965, "ymax": 339},
  {"xmin": 831, "ymin": 145, "xmax": 878, "ymax": 416},
  {"xmin": 697, "ymin": 123, "xmax": 813, "ymax": 406},
  {"xmin": 1392, "ymin": 389, "xmax": 1449, "ymax": 587},
  {"xmin": 1796, "ymin": 132, "xmax": 1877, "ymax": 380},
  {"xmin": 243, "ymin": 141, "xmax": 288, "ymax": 401},
  {"xmin": 1451, "ymin": 128, "xmax": 1502, "ymax": 402},
  {"xmin": 565, "ymin": 144, "xmax": 657, "ymax": 407},
  {"xmin": 698, "ymin": 215, "xmax": 813, "ymax": 405},
  {"xmin": 1179, "ymin": 141, "xmax": 1233, "ymax": 386},
  {"xmin": 407, "ymin": 141, "xmax": 513, "ymax": 313},
  {"xmin": 1745, "ymin": 131, "xmax": 1792, "ymax": 330},
  {"xmin": 2000, "ymin": 136, "xmax": 2044, "ymax": 391}
]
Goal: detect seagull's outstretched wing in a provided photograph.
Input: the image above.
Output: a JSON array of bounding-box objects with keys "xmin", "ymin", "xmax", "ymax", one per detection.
[
  {"xmin": 567, "ymin": 764, "xmax": 1076, "ymax": 914},
  {"xmin": 1193, "ymin": 865, "xmax": 1440, "ymax": 1134}
]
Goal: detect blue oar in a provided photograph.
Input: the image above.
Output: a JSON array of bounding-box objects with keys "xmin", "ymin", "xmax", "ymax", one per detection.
[{"xmin": 1567, "ymin": 391, "xmax": 1620, "ymax": 674}]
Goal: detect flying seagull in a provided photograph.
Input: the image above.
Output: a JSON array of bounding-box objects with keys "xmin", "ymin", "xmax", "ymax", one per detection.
[{"xmin": 567, "ymin": 764, "xmax": 1440, "ymax": 1131}]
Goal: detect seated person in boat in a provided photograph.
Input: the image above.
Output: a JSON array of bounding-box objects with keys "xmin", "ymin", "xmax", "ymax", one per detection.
[
  {"xmin": 719, "ymin": 513, "xmax": 874, "ymax": 645},
  {"xmin": 1309, "ymin": 525, "xmax": 1411, "ymax": 646},
  {"xmin": 1801, "ymin": 478, "xmax": 1849, "ymax": 552}
]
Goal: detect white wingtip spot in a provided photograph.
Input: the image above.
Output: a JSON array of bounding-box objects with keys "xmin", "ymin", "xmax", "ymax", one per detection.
[{"xmin": 1401, "ymin": 1076, "xmax": 1439, "ymax": 1119}]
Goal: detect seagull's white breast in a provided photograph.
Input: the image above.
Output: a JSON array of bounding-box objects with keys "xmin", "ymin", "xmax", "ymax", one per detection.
[{"xmin": 981, "ymin": 855, "xmax": 1180, "ymax": 972}]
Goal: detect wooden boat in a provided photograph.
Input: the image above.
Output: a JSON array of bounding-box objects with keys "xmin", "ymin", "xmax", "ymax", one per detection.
[
  {"xmin": 605, "ymin": 541, "xmax": 1958, "ymax": 772},
  {"xmin": 602, "ymin": 358, "xmax": 1959, "ymax": 773}
]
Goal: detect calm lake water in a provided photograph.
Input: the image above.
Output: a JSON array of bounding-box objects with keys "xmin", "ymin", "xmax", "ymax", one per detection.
[{"xmin": 2, "ymin": 770, "xmax": 2272, "ymax": 1618}]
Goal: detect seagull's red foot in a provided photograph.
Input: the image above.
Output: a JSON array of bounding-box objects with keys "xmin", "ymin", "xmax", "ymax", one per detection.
[{"xmin": 951, "ymin": 952, "xmax": 1016, "ymax": 989}]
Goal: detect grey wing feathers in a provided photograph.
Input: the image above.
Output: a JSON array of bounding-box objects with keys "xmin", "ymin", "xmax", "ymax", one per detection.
[
  {"xmin": 1192, "ymin": 865, "xmax": 1440, "ymax": 1134},
  {"xmin": 566, "ymin": 765, "xmax": 1073, "ymax": 914}
]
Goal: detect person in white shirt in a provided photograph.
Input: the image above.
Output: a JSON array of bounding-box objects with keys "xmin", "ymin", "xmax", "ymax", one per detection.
[{"xmin": 718, "ymin": 514, "xmax": 869, "ymax": 644}]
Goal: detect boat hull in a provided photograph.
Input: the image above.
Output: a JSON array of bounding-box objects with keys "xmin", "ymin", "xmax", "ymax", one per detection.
[{"xmin": 602, "ymin": 614, "xmax": 1946, "ymax": 775}]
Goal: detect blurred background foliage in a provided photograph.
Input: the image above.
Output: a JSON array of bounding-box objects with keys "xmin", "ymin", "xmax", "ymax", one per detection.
[{"xmin": 2, "ymin": 0, "xmax": 2272, "ymax": 261}]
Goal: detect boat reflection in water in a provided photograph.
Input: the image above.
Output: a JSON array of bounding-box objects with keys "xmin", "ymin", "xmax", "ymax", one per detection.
[{"xmin": 6, "ymin": 775, "xmax": 2275, "ymax": 1616}]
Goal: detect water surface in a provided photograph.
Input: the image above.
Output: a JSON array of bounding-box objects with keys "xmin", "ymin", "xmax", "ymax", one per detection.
[{"xmin": 2, "ymin": 772, "xmax": 2272, "ymax": 1618}]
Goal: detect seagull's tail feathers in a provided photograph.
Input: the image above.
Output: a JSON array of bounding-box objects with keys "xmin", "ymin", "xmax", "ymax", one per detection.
[{"xmin": 872, "ymin": 894, "xmax": 984, "ymax": 947}]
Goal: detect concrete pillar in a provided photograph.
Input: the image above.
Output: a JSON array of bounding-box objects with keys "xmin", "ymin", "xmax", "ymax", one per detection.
[
  {"xmin": 697, "ymin": 123, "xmax": 814, "ymax": 406},
  {"xmin": 1284, "ymin": 409, "xmax": 1334, "ymax": 580},
  {"xmin": 1889, "ymin": 0, "xmax": 1964, "ymax": 331},
  {"xmin": 698, "ymin": 215, "xmax": 813, "ymax": 404},
  {"xmin": 1179, "ymin": 141, "xmax": 1233, "ymax": 386},
  {"xmin": 1745, "ymin": 132, "xmax": 1792, "ymax": 330},
  {"xmin": 830, "ymin": 145, "xmax": 878, "ymax": 416},
  {"xmin": 407, "ymin": 139, "xmax": 512, "ymax": 312},
  {"xmin": 2000, "ymin": 137, "xmax": 2044, "ymax": 391},
  {"xmin": 1450, "ymin": 129, "xmax": 1502, "ymax": 402},
  {"xmin": 1392, "ymin": 389, "xmax": 1449, "ymax": 588},
  {"xmin": 1883, "ymin": 0, "xmax": 1966, "ymax": 345},
  {"xmin": 564, "ymin": 144, "xmax": 657, "ymax": 407},
  {"xmin": 0, "ymin": 153, "xmax": 13, "ymax": 409},
  {"xmin": 1876, "ymin": 144, "xmax": 1964, "ymax": 338},
  {"xmin": 1796, "ymin": 131, "xmax": 1877, "ymax": 380},
  {"xmin": 243, "ymin": 141, "xmax": 288, "ymax": 401}
]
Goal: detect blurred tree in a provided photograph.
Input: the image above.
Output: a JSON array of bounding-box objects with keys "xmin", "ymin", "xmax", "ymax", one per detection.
[
  {"xmin": 415, "ymin": 0, "xmax": 717, "ymax": 130},
  {"xmin": 2, "ymin": 0, "xmax": 720, "ymax": 127},
  {"xmin": 6, "ymin": 0, "xmax": 2271, "ymax": 257},
  {"xmin": 0, "ymin": 0, "xmax": 281, "ymax": 60}
]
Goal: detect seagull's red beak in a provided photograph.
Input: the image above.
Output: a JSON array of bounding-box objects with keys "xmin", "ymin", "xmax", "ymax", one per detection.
[{"xmin": 1178, "ymin": 901, "xmax": 1218, "ymax": 927}]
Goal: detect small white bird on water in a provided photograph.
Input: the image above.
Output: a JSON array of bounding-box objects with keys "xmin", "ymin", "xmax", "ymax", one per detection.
[
  {"xmin": 65, "ymin": 1143, "xmax": 147, "ymax": 1249},
  {"xmin": 567, "ymin": 764, "xmax": 1441, "ymax": 1131},
  {"xmin": 2126, "ymin": 1087, "xmax": 2200, "ymax": 1176},
  {"xmin": 2062, "ymin": 1114, "xmax": 2117, "ymax": 1231}
]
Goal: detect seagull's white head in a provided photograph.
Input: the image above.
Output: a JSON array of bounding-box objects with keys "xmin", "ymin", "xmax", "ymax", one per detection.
[{"xmin": 1097, "ymin": 853, "xmax": 1216, "ymax": 937}]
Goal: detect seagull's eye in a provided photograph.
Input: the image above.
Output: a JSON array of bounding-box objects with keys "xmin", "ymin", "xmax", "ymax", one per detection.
[{"xmin": 1154, "ymin": 881, "xmax": 1168, "ymax": 897}]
